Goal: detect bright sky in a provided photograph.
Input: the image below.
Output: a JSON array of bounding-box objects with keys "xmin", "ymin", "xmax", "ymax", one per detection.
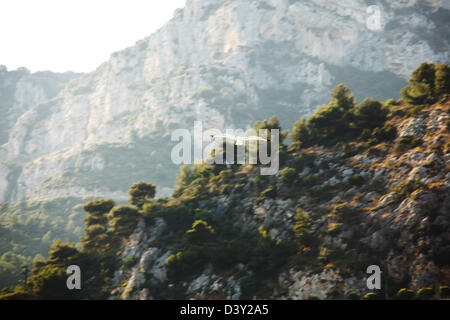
[{"xmin": 0, "ymin": 0, "xmax": 186, "ymax": 73}]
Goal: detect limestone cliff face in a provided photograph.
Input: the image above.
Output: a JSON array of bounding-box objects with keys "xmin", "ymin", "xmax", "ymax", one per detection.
[
  {"xmin": 0, "ymin": 0, "xmax": 449, "ymax": 204},
  {"xmin": 109, "ymin": 101, "xmax": 450, "ymax": 300},
  {"xmin": 0, "ymin": 66, "xmax": 79, "ymax": 200}
]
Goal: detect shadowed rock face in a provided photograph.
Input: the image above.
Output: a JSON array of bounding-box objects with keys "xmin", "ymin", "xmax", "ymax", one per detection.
[{"xmin": 0, "ymin": 0, "xmax": 448, "ymax": 205}]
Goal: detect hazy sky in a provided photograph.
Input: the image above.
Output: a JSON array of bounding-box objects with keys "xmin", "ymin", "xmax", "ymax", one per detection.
[{"xmin": 0, "ymin": 0, "xmax": 186, "ymax": 73}]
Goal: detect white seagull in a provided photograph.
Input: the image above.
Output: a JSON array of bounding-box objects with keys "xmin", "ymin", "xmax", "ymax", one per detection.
[{"xmin": 210, "ymin": 134, "xmax": 269, "ymax": 146}]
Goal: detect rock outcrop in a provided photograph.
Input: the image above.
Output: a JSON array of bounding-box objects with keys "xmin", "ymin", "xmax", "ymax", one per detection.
[{"xmin": 109, "ymin": 100, "xmax": 449, "ymax": 300}]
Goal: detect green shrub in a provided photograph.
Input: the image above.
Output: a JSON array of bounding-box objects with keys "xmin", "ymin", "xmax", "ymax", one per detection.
[
  {"xmin": 281, "ymin": 167, "xmax": 296, "ymax": 184},
  {"xmin": 166, "ymin": 247, "xmax": 208, "ymax": 281},
  {"xmin": 347, "ymin": 174, "xmax": 365, "ymax": 187},
  {"xmin": 292, "ymin": 84, "xmax": 356, "ymax": 148},
  {"xmin": 247, "ymin": 226, "xmax": 294, "ymax": 278},
  {"xmin": 107, "ymin": 205, "xmax": 140, "ymax": 238},
  {"xmin": 193, "ymin": 208, "xmax": 216, "ymax": 226},
  {"xmin": 331, "ymin": 203, "xmax": 360, "ymax": 223},
  {"xmin": 297, "ymin": 175, "xmax": 318, "ymax": 188},
  {"xmin": 439, "ymin": 286, "xmax": 450, "ymax": 298},
  {"xmin": 368, "ymin": 124, "xmax": 397, "ymax": 145},
  {"xmin": 157, "ymin": 204, "xmax": 194, "ymax": 234},
  {"xmin": 83, "ymin": 199, "xmax": 115, "ymax": 215},
  {"xmin": 348, "ymin": 291, "xmax": 360, "ymax": 300},
  {"xmin": 354, "ymin": 98, "xmax": 387, "ymax": 130},
  {"xmin": 396, "ymin": 135, "xmax": 423, "ymax": 151},
  {"xmin": 185, "ymin": 220, "xmax": 215, "ymax": 245},
  {"xmin": 292, "ymin": 153, "xmax": 315, "ymax": 171},
  {"xmin": 401, "ymin": 62, "xmax": 450, "ymax": 105},
  {"xmin": 210, "ymin": 240, "xmax": 241, "ymax": 272},
  {"xmin": 393, "ymin": 179, "xmax": 423, "ymax": 202},
  {"xmin": 128, "ymin": 181, "xmax": 156, "ymax": 208},
  {"xmin": 416, "ymin": 287, "xmax": 434, "ymax": 299},
  {"xmin": 261, "ymin": 185, "xmax": 277, "ymax": 199},
  {"xmin": 363, "ymin": 292, "xmax": 381, "ymax": 300},
  {"xmin": 123, "ymin": 256, "xmax": 138, "ymax": 269},
  {"xmin": 396, "ymin": 288, "xmax": 415, "ymax": 300},
  {"xmin": 293, "ymin": 208, "xmax": 312, "ymax": 239}
]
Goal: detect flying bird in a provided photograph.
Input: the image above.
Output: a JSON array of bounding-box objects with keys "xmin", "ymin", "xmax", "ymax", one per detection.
[{"xmin": 210, "ymin": 134, "xmax": 270, "ymax": 146}]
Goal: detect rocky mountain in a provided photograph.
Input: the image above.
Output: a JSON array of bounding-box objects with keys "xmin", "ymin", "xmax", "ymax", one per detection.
[
  {"xmin": 1, "ymin": 0, "xmax": 449, "ymax": 204},
  {"xmin": 0, "ymin": 67, "xmax": 79, "ymax": 197},
  {"xmin": 0, "ymin": 0, "xmax": 449, "ymax": 292},
  {"xmin": 107, "ymin": 87, "xmax": 449, "ymax": 301},
  {"xmin": 1, "ymin": 60, "xmax": 449, "ymax": 300}
]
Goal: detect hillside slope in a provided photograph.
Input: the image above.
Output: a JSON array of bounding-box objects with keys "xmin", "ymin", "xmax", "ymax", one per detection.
[
  {"xmin": 109, "ymin": 91, "xmax": 450, "ymax": 301},
  {"xmin": 2, "ymin": 62, "xmax": 448, "ymax": 300},
  {"xmin": 0, "ymin": 0, "xmax": 449, "ymax": 294}
]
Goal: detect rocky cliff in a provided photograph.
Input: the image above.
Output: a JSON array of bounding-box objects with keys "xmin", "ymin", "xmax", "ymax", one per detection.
[
  {"xmin": 0, "ymin": 0, "xmax": 449, "ymax": 293},
  {"xmin": 108, "ymin": 95, "xmax": 450, "ymax": 300},
  {"xmin": 1, "ymin": 0, "xmax": 448, "ymax": 205},
  {"xmin": 1, "ymin": 60, "xmax": 449, "ymax": 300}
]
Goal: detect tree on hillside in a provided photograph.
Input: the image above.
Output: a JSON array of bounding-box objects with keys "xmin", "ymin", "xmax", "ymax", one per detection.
[
  {"xmin": 354, "ymin": 98, "xmax": 388, "ymax": 130},
  {"xmin": 81, "ymin": 199, "xmax": 115, "ymax": 254},
  {"xmin": 128, "ymin": 182, "xmax": 156, "ymax": 208},
  {"xmin": 401, "ymin": 62, "xmax": 450, "ymax": 105}
]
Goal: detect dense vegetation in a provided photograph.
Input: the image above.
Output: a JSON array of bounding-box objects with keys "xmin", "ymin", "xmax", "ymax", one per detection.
[
  {"xmin": 1, "ymin": 62, "xmax": 449, "ymax": 300},
  {"xmin": 0, "ymin": 197, "xmax": 87, "ymax": 289}
]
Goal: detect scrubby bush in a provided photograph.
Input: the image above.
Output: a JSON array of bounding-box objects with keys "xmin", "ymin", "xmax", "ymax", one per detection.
[
  {"xmin": 401, "ymin": 62, "xmax": 450, "ymax": 105},
  {"xmin": 293, "ymin": 208, "xmax": 312, "ymax": 239},
  {"xmin": 83, "ymin": 199, "xmax": 115, "ymax": 216},
  {"xmin": 193, "ymin": 208, "xmax": 216, "ymax": 226},
  {"xmin": 260, "ymin": 185, "xmax": 277, "ymax": 199},
  {"xmin": 439, "ymin": 286, "xmax": 450, "ymax": 298},
  {"xmin": 82, "ymin": 199, "xmax": 116, "ymax": 253},
  {"xmin": 347, "ymin": 175, "xmax": 365, "ymax": 187},
  {"xmin": 185, "ymin": 220, "xmax": 215, "ymax": 245},
  {"xmin": 396, "ymin": 288, "xmax": 415, "ymax": 300},
  {"xmin": 128, "ymin": 181, "xmax": 156, "ymax": 208},
  {"xmin": 280, "ymin": 167, "xmax": 296, "ymax": 184},
  {"xmin": 368, "ymin": 124, "xmax": 397, "ymax": 145},
  {"xmin": 416, "ymin": 287, "xmax": 434, "ymax": 299},
  {"xmin": 396, "ymin": 135, "xmax": 423, "ymax": 151},
  {"xmin": 253, "ymin": 116, "xmax": 289, "ymax": 165},
  {"xmin": 173, "ymin": 165, "xmax": 194, "ymax": 197},
  {"xmin": 393, "ymin": 178, "xmax": 423, "ymax": 202},
  {"xmin": 123, "ymin": 256, "xmax": 138, "ymax": 269},
  {"xmin": 348, "ymin": 291, "xmax": 360, "ymax": 300},
  {"xmin": 291, "ymin": 153, "xmax": 315, "ymax": 171},
  {"xmin": 434, "ymin": 63, "xmax": 450, "ymax": 99},
  {"xmin": 363, "ymin": 292, "xmax": 381, "ymax": 300},
  {"xmin": 331, "ymin": 203, "xmax": 360, "ymax": 223},
  {"xmin": 210, "ymin": 240, "xmax": 241, "ymax": 272},
  {"xmin": 107, "ymin": 205, "xmax": 140, "ymax": 238},
  {"xmin": 291, "ymin": 118, "xmax": 310, "ymax": 150},
  {"xmin": 166, "ymin": 247, "xmax": 208, "ymax": 281},
  {"xmin": 292, "ymin": 84, "xmax": 356, "ymax": 148},
  {"xmin": 247, "ymin": 226, "xmax": 294, "ymax": 278},
  {"xmin": 354, "ymin": 98, "xmax": 388, "ymax": 130},
  {"xmin": 297, "ymin": 175, "xmax": 318, "ymax": 188},
  {"xmin": 157, "ymin": 204, "xmax": 194, "ymax": 234}
]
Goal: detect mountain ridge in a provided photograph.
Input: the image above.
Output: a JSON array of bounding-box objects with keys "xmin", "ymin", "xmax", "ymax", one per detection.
[{"xmin": 2, "ymin": 61, "xmax": 448, "ymax": 299}]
